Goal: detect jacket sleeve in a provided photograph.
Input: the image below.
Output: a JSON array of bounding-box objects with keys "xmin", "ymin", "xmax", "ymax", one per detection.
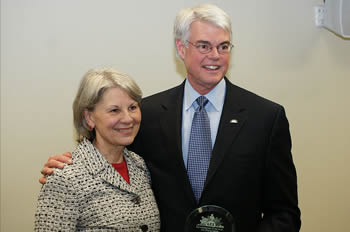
[
  {"xmin": 257, "ymin": 107, "xmax": 301, "ymax": 232},
  {"xmin": 34, "ymin": 169, "xmax": 80, "ymax": 231}
]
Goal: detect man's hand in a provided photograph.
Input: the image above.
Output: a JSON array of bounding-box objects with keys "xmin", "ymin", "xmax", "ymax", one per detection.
[{"xmin": 39, "ymin": 152, "xmax": 72, "ymax": 184}]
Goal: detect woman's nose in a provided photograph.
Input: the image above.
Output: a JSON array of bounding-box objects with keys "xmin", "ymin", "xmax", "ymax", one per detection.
[{"xmin": 121, "ymin": 111, "xmax": 133, "ymax": 122}]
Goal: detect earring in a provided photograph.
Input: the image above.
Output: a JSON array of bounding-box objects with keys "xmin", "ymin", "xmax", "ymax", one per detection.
[{"xmin": 89, "ymin": 125, "xmax": 92, "ymax": 131}]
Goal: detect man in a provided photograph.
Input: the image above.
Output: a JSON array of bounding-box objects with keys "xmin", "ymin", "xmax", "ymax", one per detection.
[{"xmin": 40, "ymin": 4, "xmax": 301, "ymax": 231}]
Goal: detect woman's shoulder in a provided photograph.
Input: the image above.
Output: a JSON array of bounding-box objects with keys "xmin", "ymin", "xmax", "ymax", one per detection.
[
  {"xmin": 46, "ymin": 157, "xmax": 86, "ymax": 185},
  {"xmin": 46, "ymin": 141, "xmax": 92, "ymax": 184}
]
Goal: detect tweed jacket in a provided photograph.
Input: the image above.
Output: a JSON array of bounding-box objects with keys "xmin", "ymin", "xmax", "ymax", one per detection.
[{"xmin": 35, "ymin": 138, "xmax": 160, "ymax": 231}]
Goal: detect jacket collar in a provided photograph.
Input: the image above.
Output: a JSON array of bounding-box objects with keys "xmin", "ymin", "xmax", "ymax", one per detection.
[{"xmin": 75, "ymin": 138, "xmax": 148, "ymax": 195}]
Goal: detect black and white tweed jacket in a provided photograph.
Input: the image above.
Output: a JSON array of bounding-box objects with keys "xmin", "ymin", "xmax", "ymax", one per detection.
[{"xmin": 35, "ymin": 138, "xmax": 160, "ymax": 231}]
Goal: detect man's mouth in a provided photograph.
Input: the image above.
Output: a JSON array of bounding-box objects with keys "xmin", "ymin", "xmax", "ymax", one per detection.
[{"xmin": 203, "ymin": 65, "xmax": 220, "ymax": 70}]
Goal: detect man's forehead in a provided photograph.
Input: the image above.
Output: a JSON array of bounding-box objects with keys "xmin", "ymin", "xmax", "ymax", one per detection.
[{"xmin": 189, "ymin": 21, "xmax": 230, "ymax": 41}]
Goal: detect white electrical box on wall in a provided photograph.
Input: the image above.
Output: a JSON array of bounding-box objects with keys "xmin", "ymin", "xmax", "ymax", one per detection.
[{"xmin": 323, "ymin": 0, "xmax": 350, "ymax": 38}]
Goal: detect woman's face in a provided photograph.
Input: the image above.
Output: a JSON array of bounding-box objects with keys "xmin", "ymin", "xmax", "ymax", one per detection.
[{"xmin": 85, "ymin": 87, "xmax": 141, "ymax": 152}]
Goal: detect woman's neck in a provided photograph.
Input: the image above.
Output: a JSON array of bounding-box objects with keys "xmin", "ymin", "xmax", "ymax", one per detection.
[{"xmin": 93, "ymin": 140, "xmax": 124, "ymax": 164}]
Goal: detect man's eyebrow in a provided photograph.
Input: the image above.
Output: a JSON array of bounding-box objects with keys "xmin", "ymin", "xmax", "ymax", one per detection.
[
  {"xmin": 195, "ymin": 40, "xmax": 211, "ymax": 44},
  {"xmin": 219, "ymin": 40, "xmax": 231, "ymax": 45},
  {"xmin": 195, "ymin": 40, "xmax": 231, "ymax": 45}
]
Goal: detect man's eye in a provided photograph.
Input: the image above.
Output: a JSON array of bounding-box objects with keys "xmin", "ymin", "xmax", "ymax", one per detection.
[
  {"xmin": 220, "ymin": 44, "xmax": 229, "ymax": 50},
  {"xmin": 198, "ymin": 44, "xmax": 208, "ymax": 49}
]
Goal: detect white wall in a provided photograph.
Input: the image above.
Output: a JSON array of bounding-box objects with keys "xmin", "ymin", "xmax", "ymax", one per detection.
[{"xmin": 1, "ymin": 0, "xmax": 349, "ymax": 231}]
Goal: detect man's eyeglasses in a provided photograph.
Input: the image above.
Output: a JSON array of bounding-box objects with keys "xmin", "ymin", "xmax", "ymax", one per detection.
[{"xmin": 186, "ymin": 40, "xmax": 234, "ymax": 54}]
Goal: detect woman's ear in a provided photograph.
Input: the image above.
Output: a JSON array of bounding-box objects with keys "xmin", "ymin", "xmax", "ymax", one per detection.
[{"xmin": 83, "ymin": 109, "xmax": 95, "ymax": 130}]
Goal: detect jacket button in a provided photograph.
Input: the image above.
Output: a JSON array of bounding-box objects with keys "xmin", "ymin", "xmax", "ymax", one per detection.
[
  {"xmin": 132, "ymin": 196, "xmax": 141, "ymax": 205},
  {"xmin": 140, "ymin": 224, "xmax": 148, "ymax": 231}
]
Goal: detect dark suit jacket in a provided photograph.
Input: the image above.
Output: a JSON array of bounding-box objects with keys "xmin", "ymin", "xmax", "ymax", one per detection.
[{"xmin": 131, "ymin": 78, "xmax": 301, "ymax": 232}]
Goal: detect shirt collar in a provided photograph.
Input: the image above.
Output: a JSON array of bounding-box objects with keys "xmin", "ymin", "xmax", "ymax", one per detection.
[{"xmin": 184, "ymin": 78, "xmax": 226, "ymax": 112}]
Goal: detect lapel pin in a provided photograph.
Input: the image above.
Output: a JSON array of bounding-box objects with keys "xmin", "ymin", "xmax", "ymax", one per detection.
[{"xmin": 230, "ymin": 119, "xmax": 238, "ymax": 124}]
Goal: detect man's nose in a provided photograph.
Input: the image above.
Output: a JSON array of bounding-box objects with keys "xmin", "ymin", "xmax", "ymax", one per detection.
[{"xmin": 208, "ymin": 46, "xmax": 220, "ymax": 58}]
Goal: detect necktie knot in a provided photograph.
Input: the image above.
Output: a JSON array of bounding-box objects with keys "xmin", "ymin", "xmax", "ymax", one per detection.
[{"xmin": 196, "ymin": 96, "xmax": 209, "ymax": 111}]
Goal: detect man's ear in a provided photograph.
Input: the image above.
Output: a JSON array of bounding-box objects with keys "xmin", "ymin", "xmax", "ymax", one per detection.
[
  {"xmin": 175, "ymin": 39, "xmax": 186, "ymax": 60},
  {"xmin": 83, "ymin": 109, "xmax": 95, "ymax": 129}
]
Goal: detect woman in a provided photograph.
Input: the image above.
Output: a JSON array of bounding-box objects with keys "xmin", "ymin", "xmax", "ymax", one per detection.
[{"xmin": 35, "ymin": 68, "xmax": 160, "ymax": 231}]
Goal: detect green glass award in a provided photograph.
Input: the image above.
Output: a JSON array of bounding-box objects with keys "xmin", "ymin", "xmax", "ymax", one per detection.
[{"xmin": 184, "ymin": 205, "xmax": 235, "ymax": 232}]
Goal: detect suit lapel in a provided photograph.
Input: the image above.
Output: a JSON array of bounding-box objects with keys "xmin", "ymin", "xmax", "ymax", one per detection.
[
  {"xmin": 157, "ymin": 79, "xmax": 249, "ymax": 203},
  {"xmin": 79, "ymin": 139, "xmax": 141, "ymax": 195},
  {"xmin": 159, "ymin": 81, "xmax": 196, "ymax": 203},
  {"xmin": 99, "ymin": 164, "xmax": 140, "ymax": 195},
  {"xmin": 204, "ymin": 79, "xmax": 247, "ymax": 190},
  {"xmin": 159, "ymin": 83, "xmax": 184, "ymax": 168}
]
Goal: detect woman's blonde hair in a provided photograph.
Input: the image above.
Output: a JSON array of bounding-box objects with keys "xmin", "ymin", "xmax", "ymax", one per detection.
[{"xmin": 73, "ymin": 68, "xmax": 142, "ymax": 142}]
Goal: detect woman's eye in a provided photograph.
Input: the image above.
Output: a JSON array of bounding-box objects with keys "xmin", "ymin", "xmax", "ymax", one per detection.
[
  {"xmin": 129, "ymin": 105, "xmax": 138, "ymax": 111},
  {"xmin": 111, "ymin": 109, "xmax": 119, "ymax": 113}
]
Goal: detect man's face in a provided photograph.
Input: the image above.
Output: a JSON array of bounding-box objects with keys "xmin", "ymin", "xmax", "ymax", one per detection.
[{"xmin": 176, "ymin": 21, "xmax": 231, "ymax": 95}]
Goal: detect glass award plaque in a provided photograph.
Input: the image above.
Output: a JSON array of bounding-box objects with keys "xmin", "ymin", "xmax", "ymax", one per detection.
[{"xmin": 184, "ymin": 205, "xmax": 235, "ymax": 232}]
